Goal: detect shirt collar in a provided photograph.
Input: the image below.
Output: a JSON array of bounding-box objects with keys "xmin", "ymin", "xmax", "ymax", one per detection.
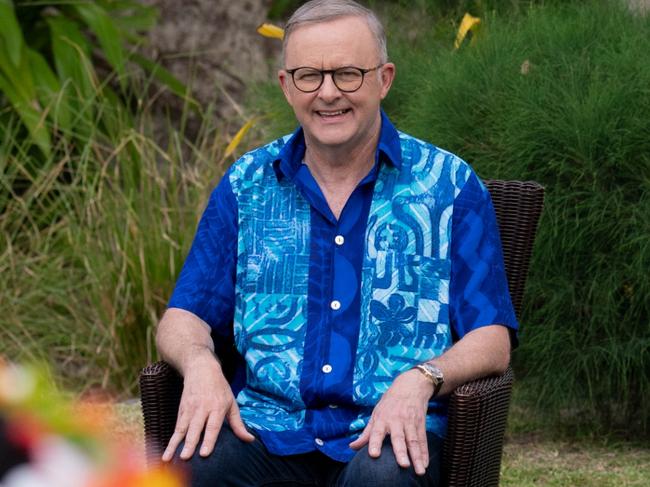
[{"xmin": 272, "ymin": 109, "xmax": 403, "ymax": 181}]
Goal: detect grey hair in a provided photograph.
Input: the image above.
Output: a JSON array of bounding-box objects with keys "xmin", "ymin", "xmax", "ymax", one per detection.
[{"xmin": 282, "ymin": 0, "xmax": 388, "ymax": 66}]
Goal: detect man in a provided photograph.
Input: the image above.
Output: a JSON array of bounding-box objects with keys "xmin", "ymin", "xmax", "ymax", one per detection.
[{"xmin": 156, "ymin": 1, "xmax": 517, "ymax": 485}]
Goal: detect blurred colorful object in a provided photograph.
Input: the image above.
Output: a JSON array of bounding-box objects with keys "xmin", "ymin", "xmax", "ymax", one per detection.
[
  {"xmin": 0, "ymin": 360, "xmax": 184, "ymax": 487},
  {"xmin": 257, "ymin": 23, "xmax": 285, "ymax": 39},
  {"xmin": 454, "ymin": 13, "xmax": 481, "ymax": 49}
]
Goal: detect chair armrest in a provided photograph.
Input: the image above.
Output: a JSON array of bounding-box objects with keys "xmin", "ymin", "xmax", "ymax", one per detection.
[
  {"xmin": 442, "ymin": 366, "xmax": 514, "ymax": 487},
  {"xmin": 140, "ymin": 361, "xmax": 183, "ymax": 466}
]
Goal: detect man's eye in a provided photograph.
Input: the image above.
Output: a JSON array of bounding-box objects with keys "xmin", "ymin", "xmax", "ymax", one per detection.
[
  {"xmin": 297, "ymin": 71, "xmax": 320, "ymax": 81},
  {"xmin": 337, "ymin": 69, "xmax": 361, "ymax": 80}
]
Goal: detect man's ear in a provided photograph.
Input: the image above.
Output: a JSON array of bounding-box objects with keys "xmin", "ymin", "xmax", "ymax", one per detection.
[
  {"xmin": 278, "ymin": 70, "xmax": 294, "ymax": 106},
  {"xmin": 379, "ymin": 62, "xmax": 396, "ymax": 100}
]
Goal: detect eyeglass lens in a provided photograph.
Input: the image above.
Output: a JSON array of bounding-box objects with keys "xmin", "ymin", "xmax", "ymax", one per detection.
[{"xmin": 292, "ymin": 67, "xmax": 365, "ymax": 93}]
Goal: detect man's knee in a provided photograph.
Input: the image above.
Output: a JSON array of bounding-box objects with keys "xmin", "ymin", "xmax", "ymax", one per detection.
[
  {"xmin": 339, "ymin": 437, "xmax": 442, "ymax": 487},
  {"xmin": 172, "ymin": 424, "xmax": 263, "ymax": 487}
]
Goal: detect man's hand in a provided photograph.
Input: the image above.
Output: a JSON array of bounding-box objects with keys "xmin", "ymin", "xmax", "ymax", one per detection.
[
  {"xmin": 161, "ymin": 352, "xmax": 255, "ymax": 462},
  {"xmin": 349, "ymin": 369, "xmax": 434, "ymax": 476}
]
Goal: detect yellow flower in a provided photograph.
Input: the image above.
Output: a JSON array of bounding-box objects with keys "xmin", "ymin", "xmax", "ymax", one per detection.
[
  {"xmin": 454, "ymin": 13, "xmax": 481, "ymax": 50},
  {"xmin": 257, "ymin": 23, "xmax": 284, "ymax": 40}
]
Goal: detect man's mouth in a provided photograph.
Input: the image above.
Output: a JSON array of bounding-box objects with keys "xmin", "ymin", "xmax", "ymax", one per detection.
[{"xmin": 316, "ymin": 109, "xmax": 351, "ymax": 118}]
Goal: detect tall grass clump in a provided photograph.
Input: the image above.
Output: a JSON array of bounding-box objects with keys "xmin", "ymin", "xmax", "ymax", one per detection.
[
  {"xmin": 253, "ymin": 0, "xmax": 650, "ymax": 436},
  {"xmin": 0, "ymin": 98, "xmax": 230, "ymax": 394},
  {"xmin": 0, "ymin": 0, "xmax": 224, "ymax": 395}
]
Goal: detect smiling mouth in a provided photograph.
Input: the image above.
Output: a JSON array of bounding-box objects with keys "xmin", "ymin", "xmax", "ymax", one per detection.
[{"xmin": 316, "ymin": 109, "xmax": 351, "ymax": 118}]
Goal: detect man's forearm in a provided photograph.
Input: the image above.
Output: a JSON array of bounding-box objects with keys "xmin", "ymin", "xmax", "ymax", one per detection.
[
  {"xmin": 424, "ymin": 324, "xmax": 511, "ymax": 397},
  {"xmin": 156, "ymin": 307, "xmax": 221, "ymax": 376}
]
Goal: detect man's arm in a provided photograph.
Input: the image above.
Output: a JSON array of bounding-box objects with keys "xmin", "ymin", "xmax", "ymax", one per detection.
[
  {"xmin": 349, "ymin": 324, "xmax": 510, "ymax": 475},
  {"xmin": 156, "ymin": 309, "xmax": 254, "ymax": 463},
  {"xmin": 351, "ymin": 169, "xmax": 517, "ymax": 475}
]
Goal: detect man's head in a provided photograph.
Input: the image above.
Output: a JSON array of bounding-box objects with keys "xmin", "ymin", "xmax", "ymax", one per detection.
[
  {"xmin": 278, "ymin": 0, "xmax": 395, "ymax": 156},
  {"xmin": 281, "ymin": 0, "xmax": 388, "ymax": 67}
]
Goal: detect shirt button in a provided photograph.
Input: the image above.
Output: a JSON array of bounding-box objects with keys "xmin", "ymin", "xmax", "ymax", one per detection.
[
  {"xmin": 334, "ymin": 235, "xmax": 345, "ymax": 245},
  {"xmin": 330, "ymin": 300, "xmax": 341, "ymax": 310},
  {"xmin": 322, "ymin": 364, "xmax": 333, "ymax": 374},
  {"xmin": 315, "ymin": 438, "xmax": 324, "ymax": 446}
]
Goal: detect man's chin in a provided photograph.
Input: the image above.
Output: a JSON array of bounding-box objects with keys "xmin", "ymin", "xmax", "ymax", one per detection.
[{"xmin": 306, "ymin": 127, "xmax": 356, "ymax": 150}]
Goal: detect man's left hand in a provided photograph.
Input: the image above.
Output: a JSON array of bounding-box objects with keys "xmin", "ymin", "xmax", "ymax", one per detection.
[{"xmin": 349, "ymin": 368, "xmax": 434, "ymax": 476}]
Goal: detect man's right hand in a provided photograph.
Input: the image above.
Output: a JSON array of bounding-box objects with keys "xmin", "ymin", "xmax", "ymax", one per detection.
[{"xmin": 161, "ymin": 351, "xmax": 255, "ymax": 462}]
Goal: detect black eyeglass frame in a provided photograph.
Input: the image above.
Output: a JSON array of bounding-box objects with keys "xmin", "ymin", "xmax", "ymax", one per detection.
[{"xmin": 284, "ymin": 64, "xmax": 384, "ymax": 93}]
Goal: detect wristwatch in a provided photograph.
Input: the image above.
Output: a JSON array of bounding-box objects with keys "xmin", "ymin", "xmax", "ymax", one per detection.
[{"xmin": 413, "ymin": 363, "xmax": 444, "ymax": 397}]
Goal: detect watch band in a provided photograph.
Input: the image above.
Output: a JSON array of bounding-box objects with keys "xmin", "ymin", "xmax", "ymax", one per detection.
[{"xmin": 413, "ymin": 363, "xmax": 444, "ymax": 397}]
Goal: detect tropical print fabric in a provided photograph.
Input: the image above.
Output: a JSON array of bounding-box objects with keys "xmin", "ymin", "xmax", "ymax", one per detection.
[{"xmin": 169, "ymin": 112, "xmax": 518, "ymax": 461}]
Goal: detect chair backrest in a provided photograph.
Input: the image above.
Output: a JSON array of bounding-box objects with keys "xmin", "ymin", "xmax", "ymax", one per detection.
[{"xmin": 483, "ymin": 180, "xmax": 544, "ymax": 319}]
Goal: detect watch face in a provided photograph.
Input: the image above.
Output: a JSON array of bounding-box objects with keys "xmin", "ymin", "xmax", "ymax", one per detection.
[{"xmin": 424, "ymin": 364, "xmax": 444, "ymax": 384}]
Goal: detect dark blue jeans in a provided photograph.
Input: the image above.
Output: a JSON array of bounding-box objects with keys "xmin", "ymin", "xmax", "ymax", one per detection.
[{"xmin": 174, "ymin": 423, "xmax": 443, "ymax": 487}]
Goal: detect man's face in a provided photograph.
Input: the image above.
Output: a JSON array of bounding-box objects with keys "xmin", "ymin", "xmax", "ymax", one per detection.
[{"xmin": 279, "ymin": 16, "xmax": 395, "ymax": 154}]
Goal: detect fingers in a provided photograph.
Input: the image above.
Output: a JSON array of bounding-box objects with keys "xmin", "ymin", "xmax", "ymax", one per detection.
[
  {"xmin": 389, "ymin": 430, "xmax": 410, "ymax": 468},
  {"xmin": 367, "ymin": 422, "xmax": 387, "ymax": 458},
  {"xmin": 162, "ymin": 387, "xmax": 233, "ymax": 462},
  {"xmin": 349, "ymin": 419, "xmax": 387, "ymax": 458},
  {"xmin": 227, "ymin": 402, "xmax": 255, "ymax": 443},
  {"xmin": 417, "ymin": 422, "xmax": 429, "ymax": 470},
  {"xmin": 349, "ymin": 424, "xmax": 371, "ymax": 450},
  {"xmin": 180, "ymin": 410, "xmax": 210, "ymax": 460},
  {"xmin": 162, "ymin": 417, "xmax": 188, "ymax": 462},
  {"xmin": 404, "ymin": 422, "xmax": 427, "ymax": 476},
  {"xmin": 199, "ymin": 411, "xmax": 223, "ymax": 457}
]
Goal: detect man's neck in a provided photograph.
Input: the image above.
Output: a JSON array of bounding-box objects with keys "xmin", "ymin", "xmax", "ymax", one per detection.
[
  {"xmin": 304, "ymin": 146, "xmax": 373, "ymax": 190},
  {"xmin": 304, "ymin": 128, "xmax": 380, "ymax": 189},
  {"xmin": 302, "ymin": 129, "xmax": 380, "ymax": 220}
]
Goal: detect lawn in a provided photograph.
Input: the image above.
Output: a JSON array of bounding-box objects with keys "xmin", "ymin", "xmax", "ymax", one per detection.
[{"xmin": 501, "ymin": 439, "xmax": 650, "ymax": 486}]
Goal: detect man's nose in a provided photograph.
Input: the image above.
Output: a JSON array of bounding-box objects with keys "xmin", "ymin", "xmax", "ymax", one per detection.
[{"xmin": 317, "ymin": 73, "xmax": 342, "ymax": 100}]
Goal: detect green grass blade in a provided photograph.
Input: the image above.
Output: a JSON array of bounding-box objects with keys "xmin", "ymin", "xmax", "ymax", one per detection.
[
  {"xmin": 0, "ymin": 72, "xmax": 51, "ymax": 157},
  {"xmin": 27, "ymin": 48, "xmax": 72, "ymax": 134},
  {"xmin": 130, "ymin": 53, "xmax": 200, "ymax": 111},
  {"xmin": 73, "ymin": 2, "xmax": 127, "ymax": 90},
  {"xmin": 0, "ymin": 0, "xmax": 23, "ymax": 67},
  {"xmin": 105, "ymin": 0, "xmax": 159, "ymax": 33}
]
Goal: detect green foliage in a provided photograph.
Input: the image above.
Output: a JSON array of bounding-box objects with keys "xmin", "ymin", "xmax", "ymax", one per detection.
[
  {"xmin": 252, "ymin": 0, "xmax": 650, "ymax": 436},
  {"xmin": 268, "ymin": 0, "xmax": 303, "ymax": 20},
  {"xmin": 0, "ymin": 96, "xmax": 229, "ymax": 394},
  {"xmin": 0, "ymin": 0, "xmax": 190, "ymax": 157}
]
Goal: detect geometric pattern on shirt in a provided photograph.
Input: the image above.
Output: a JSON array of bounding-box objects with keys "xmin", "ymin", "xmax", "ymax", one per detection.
[
  {"xmin": 231, "ymin": 140, "xmax": 310, "ymax": 430},
  {"xmin": 354, "ymin": 134, "xmax": 471, "ymax": 405},
  {"xmin": 229, "ymin": 131, "xmax": 471, "ymax": 435}
]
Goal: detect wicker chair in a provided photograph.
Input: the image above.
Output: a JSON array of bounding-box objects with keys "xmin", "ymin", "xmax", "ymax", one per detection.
[{"xmin": 140, "ymin": 179, "xmax": 544, "ymax": 487}]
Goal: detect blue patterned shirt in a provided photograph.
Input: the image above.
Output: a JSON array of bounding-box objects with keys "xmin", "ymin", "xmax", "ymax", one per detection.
[{"xmin": 169, "ymin": 112, "xmax": 518, "ymax": 462}]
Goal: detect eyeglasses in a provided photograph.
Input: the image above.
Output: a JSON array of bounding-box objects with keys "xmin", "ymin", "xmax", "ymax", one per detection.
[{"xmin": 285, "ymin": 65, "xmax": 384, "ymax": 93}]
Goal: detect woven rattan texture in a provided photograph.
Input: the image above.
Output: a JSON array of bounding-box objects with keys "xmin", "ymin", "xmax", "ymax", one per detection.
[
  {"xmin": 140, "ymin": 361, "xmax": 182, "ymax": 465},
  {"xmin": 139, "ymin": 179, "xmax": 545, "ymax": 486},
  {"xmin": 484, "ymin": 180, "xmax": 545, "ymax": 317},
  {"xmin": 443, "ymin": 180, "xmax": 544, "ymax": 486}
]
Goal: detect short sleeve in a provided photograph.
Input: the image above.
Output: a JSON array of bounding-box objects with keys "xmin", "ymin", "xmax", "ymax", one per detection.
[
  {"xmin": 449, "ymin": 171, "xmax": 519, "ymax": 345},
  {"xmin": 168, "ymin": 169, "xmax": 238, "ymax": 337}
]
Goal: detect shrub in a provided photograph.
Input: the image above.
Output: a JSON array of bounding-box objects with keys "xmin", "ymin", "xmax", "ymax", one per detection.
[
  {"xmin": 253, "ymin": 0, "xmax": 650, "ymax": 435},
  {"xmin": 0, "ymin": 103, "xmax": 229, "ymax": 394},
  {"xmin": 0, "ymin": 0, "xmax": 192, "ymax": 158}
]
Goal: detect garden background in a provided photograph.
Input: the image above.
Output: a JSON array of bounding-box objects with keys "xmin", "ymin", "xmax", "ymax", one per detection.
[{"xmin": 1, "ymin": 0, "xmax": 648, "ymax": 485}]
